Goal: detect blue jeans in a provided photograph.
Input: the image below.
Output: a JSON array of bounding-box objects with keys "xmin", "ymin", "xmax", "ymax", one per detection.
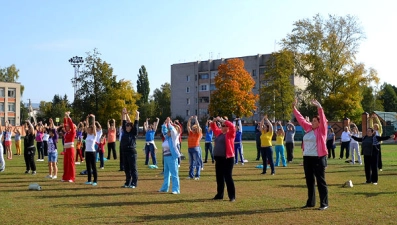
[
  {"xmin": 261, "ymin": 146, "xmax": 275, "ymax": 174},
  {"xmin": 160, "ymin": 155, "xmax": 180, "ymax": 193},
  {"xmin": 188, "ymin": 147, "xmax": 201, "ymax": 178},
  {"xmin": 234, "ymin": 143, "xmax": 244, "ymax": 163},
  {"xmin": 145, "ymin": 143, "xmax": 157, "ymax": 165},
  {"xmin": 275, "ymin": 145, "xmax": 287, "ymax": 166},
  {"xmin": 48, "ymin": 152, "xmax": 58, "ymax": 163}
]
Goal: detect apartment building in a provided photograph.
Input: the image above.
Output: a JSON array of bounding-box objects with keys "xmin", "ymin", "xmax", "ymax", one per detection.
[
  {"xmin": 170, "ymin": 54, "xmax": 307, "ymax": 122},
  {"xmin": 0, "ymin": 82, "xmax": 21, "ymax": 126}
]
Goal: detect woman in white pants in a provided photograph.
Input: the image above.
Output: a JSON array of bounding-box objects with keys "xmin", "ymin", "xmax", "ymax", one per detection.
[{"xmin": 349, "ymin": 124, "xmax": 362, "ymax": 165}]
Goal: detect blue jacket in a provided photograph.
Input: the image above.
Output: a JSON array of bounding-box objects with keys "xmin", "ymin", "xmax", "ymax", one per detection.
[{"xmin": 162, "ymin": 123, "xmax": 181, "ymax": 160}]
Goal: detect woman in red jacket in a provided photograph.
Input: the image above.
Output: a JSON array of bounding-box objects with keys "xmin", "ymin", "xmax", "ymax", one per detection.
[
  {"xmin": 62, "ymin": 111, "xmax": 76, "ymax": 182},
  {"xmin": 210, "ymin": 116, "xmax": 236, "ymax": 202}
]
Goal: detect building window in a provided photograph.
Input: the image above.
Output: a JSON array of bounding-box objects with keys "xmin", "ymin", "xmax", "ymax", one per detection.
[
  {"xmin": 252, "ymin": 69, "xmax": 256, "ymax": 77},
  {"xmin": 186, "ymin": 110, "xmax": 190, "ymax": 116},
  {"xmin": 0, "ymin": 88, "xmax": 4, "ymax": 97},
  {"xmin": 199, "ymin": 73, "xmax": 209, "ymax": 79},
  {"xmin": 200, "ymin": 84, "xmax": 208, "ymax": 91},
  {"xmin": 187, "ymin": 98, "xmax": 190, "ymax": 105},
  {"xmin": 195, "ymin": 109, "xmax": 197, "ymax": 115},
  {"xmin": 195, "ymin": 98, "xmax": 198, "ymax": 104},
  {"xmin": 186, "ymin": 75, "xmax": 190, "ymax": 82},
  {"xmin": 210, "ymin": 71, "xmax": 217, "ymax": 79},
  {"xmin": 210, "ymin": 84, "xmax": 216, "ymax": 91},
  {"xmin": 0, "ymin": 103, "xmax": 4, "ymax": 112},
  {"xmin": 195, "ymin": 75, "xmax": 197, "ymax": 81},
  {"xmin": 259, "ymin": 67, "xmax": 266, "ymax": 75},
  {"xmin": 199, "ymin": 97, "xmax": 209, "ymax": 103},
  {"xmin": 186, "ymin": 87, "xmax": 190, "ymax": 93},
  {"xmin": 8, "ymin": 88, "xmax": 16, "ymax": 98},
  {"xmin": 8, "ymin": 118, "xmax": 15, "ymax": 126},
  {"xmin": 199, "ymin": 108, "xmax": 208, "ymax": 116},
  {"xmin": 8, "ymin": 103, "xmax": 15, "ymax": 112}
]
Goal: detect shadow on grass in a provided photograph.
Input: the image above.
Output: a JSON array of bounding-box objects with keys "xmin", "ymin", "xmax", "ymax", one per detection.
[
  {"xmin": 134, "ymin": 207, "xmax": 302, "ymax": 222},
  {"xmin": 54, "ymin": 198, "xmax": 213, "ymax": 208},
  {"xmin": 352, "ymin": 191, "xmax": 397, "ymax": 197}
]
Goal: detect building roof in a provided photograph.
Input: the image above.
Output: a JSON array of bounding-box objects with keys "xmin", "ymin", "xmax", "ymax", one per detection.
[{"xmin": 374, "ymin": 111, "xmax": 397, "ymax": 123}]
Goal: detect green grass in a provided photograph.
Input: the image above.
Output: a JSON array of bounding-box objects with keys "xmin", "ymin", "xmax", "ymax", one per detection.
[{"xmin": 1, "ymin": 140, "xmax": 397, "ymax": 225}]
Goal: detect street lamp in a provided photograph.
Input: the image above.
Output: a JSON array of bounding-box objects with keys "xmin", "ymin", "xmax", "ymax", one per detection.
[{"xmin": 69, "ymin": 56, "xmax": 84, "ymax": 101}]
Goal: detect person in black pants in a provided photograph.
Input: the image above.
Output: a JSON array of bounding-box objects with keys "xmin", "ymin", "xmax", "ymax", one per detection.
[
  {"xmin": 254, "ymin": 121, "xmax": 261, "ymax": 161},
  {"xmin": 351, "ymin": 128, "xmax": 394, "ymax": 184},
  {"xmin": 120, "ymin": 108, "xmax": 139, "ymax": 188},
  {"xmin": 24, "ymin": 120, "xmax": 37, "ymax": 174},
  {"xmin": 210, "ymin": 116, "xmax": 236, "ymax": 202},
  {"xmin": 293, "ymin": 98, "xmax": 329, "ymax": 210}
]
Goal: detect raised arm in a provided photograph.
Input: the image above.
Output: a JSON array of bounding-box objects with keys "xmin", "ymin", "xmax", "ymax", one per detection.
[
  {"xmin": 26, "ymin": 120, "xmax": 35, "ymax": 135},
  {"xmin": 187, "ymin": 116, "xmax": 192, "ymax": 133},
  {"xmin": 153, "ymin": 117, "xmax": 160, "ymax": 131},
  {"xmin": 194, "ymin": 115, "xmax": 202, "ymax": 133},
  {"xmin": 143, "ymin": 118, "xmax": 149, "ymax": 131},
  {"xmin": 278, "ymin": 121, "xmax": 285, "ymax": 136},
  {"xmin": 259, "ymin": 115, "xmax": 266, "ymax": 132}
]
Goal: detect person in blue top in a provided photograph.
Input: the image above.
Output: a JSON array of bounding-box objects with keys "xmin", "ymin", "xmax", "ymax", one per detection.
[
  {"xmin": 203, "ymin": 119, "xmax": 214, "ymax": 164},
  {"xmin": 144, "ymin": 117, "xmax": 160, "ymax": 167},
  {"xmin": 233, "ymin": 118, "xmax": 244, "ymax": 165}
]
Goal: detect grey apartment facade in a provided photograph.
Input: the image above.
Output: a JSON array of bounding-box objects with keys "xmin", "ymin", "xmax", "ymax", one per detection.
[{"xmin": 170, "ymin": 54, "xmax": 307, "ymax": 122}]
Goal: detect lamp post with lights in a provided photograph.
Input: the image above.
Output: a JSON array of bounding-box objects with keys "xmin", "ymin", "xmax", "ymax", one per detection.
[{"xmin": 68, "ymin": 56, "xmax": 84, "ymax": 101}]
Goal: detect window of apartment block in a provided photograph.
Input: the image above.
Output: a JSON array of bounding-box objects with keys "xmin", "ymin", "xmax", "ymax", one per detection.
[
  {"xmin": 8, "ymin": 118, "xmax": 15, "ymax": 126},
  {"xmin": 186, "ymin": 75, "xmax": 190, "ymax": 82},
  {"xmin": 186, "ymin": 87, "xmax": 190, "ymax": 93},
  {"xmin": 199, "ymin": 108, "xmax": 208, "ymax": 116},
  {"xmin": 187, "ymin": 98, "xmax": 190, "ymax": 105},
  {"xmin": 259, "ymin": 67, "xmax": 266, "ymax": 75},
  {"xmin": 195, "ymin": 75, "xmax": 197, "ymax": 81},
  {"xmin": 195, "ymin": 98, "xmax": 198, "ymax": 103},
  {"xmin": 8, "ymin": 103, "xmax": 15, "ymax": 112},
  {"xmin": 199, "ymin": 73, "xmax": 209, "ymax": 79},
  {"xmin": 0, "ymin": 88, "xmax": 4, "ymax": 97},
  {"xmin": 186, "ymin": 110, "xmax": 190, "ymax": 116},
  {"xmin": 8, "ymin": 88, "xmax": 16, "ymax": 97},
  {"xmin": 195, "ymin": 109, "xmax": 197, "ymax": 115},
  {"xmin": 252, "ymin": 69, "xmax": 256, "ymax": 77},
  {"xmin": 0, "ymin": 117, "xmax": 4, "ymax": 126},
  {"xmin": 0, "ymin": 103, "xmax": 4, "ymax": 112},
  {"xmin": 210, "ymin": 84, "xmax": 216, "ymax": 91},
  {"xmin": 199, "ymin": 97, "xmax": 209, "ymax": 103},
  {"xmin": 210, "ymin": 71, "xmax": 217, "ymax": 79},
  {"xmin": 200, "ymin": 84, "xmax": 208, "ymax": 91}
]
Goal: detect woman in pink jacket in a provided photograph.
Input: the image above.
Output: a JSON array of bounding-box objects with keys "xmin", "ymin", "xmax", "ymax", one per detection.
[
  {"xmin": 210, "ymin": 116, "xmax": 236, "ymax": 202},
  {"xmin": 293, "ymin": 98, "xmax": 329, "ymax": 210}
]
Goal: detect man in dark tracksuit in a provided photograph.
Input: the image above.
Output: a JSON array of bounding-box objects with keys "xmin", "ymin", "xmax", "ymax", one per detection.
[{"xmin": 120, "ymin": 109, "xmax": 139, "ymax": 188}]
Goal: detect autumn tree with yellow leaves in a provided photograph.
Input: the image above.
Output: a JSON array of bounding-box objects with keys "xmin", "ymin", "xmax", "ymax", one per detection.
[{"xmin": 209, "ymin": 58, "xmax": 258, "ymax": 119}]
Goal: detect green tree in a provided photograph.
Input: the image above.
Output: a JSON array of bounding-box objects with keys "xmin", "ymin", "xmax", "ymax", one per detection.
[
  {"xmin": 37, "ymin": 94, "xmax": 72, "ymax": 123},
  {"xmin": 152, "ymin": 82, "xmax": 171, "ymax": 123},
  {"xmin": 209, "ymin": 58, "xmax": 258, "ymax": 118},
  {"xmin": 137, "ymin": 65, "xmax": 150, "ymax": 107},
  {"xmin": 281, "ymin": 14, "xmax": 376, "ymax": 121},
  {"xmin": 73, "ymin": 49, "xmax": 140, "ymax": 125},
  {"xmin": 259, "ymin": 50, "xmax": 295, "ymax": 121},
  {"xmin": 361, "ymin": 86, "xmax": 384, "ymax": 113},
  {"xmin": 379, "ymin": 83, "xmax": 397, "ymax": 112},
  {"xmin": 0, "ymin": 64, "xmax": 25, "ymax": 95}
]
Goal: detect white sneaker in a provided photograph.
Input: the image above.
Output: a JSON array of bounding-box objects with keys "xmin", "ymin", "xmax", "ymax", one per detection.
[
  {"xmin": 45, "ymin": 175, "xmax": 53, "ymax": 179},
  {"xmin": 75, "ymin": 162, "xmax": 81, "ymax": 165},
  {"xmin": 379, "ymin": 169, "xmax": 383, "ymax": 171},
  {"xmin": 52, "ymin": 175, "xmax": 57, "ymax": 179},
  {"xmin": 194, "ymin": 177, "xmax": 200, "ymax": 180},
  {"xmin": 373, "ymin": 183, "xmax": 378, "ymax": 185},
  {"xmin": 171, "ymin": 191, "xmax": 179, "ymax": 194}
]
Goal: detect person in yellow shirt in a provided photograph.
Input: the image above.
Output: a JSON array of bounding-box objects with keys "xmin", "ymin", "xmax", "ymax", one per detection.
[
  {"xmin": 275, "ymin": 121, "xmax": 287, "ymax": 167},
  {"xmin": 259, "ymin": 115, "xmax": 275, "ymax": 175}
]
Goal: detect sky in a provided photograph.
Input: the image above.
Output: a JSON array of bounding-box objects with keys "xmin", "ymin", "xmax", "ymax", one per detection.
[{"xmin": 0, "ymin": 0, "xmax": 396, "ymax": 104}]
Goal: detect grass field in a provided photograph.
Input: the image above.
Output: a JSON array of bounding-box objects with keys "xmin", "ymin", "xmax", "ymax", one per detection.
[{"xmin": 1, "ymin": 140, "xmax": 397, "ymax": 225}]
